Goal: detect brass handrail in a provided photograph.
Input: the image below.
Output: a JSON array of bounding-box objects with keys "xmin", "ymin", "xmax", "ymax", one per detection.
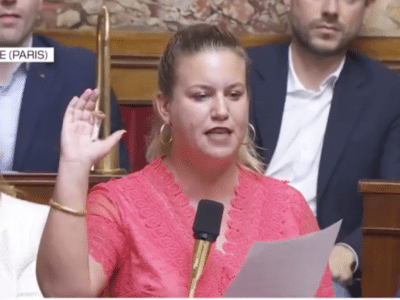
[{"xmin": 92, "ymin": 6, "xmax": 125, "ymax": 175}]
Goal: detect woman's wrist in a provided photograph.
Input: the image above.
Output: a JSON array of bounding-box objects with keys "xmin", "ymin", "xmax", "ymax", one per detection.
[{"xmin": 59, "ymin": 156, "xmax": 93, "ymax": 172}]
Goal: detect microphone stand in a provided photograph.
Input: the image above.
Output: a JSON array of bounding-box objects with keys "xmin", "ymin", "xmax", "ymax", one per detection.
[
  {"xmin": 188, "ymin": 200, "xmax": 224, "ymax": 298},
  {"xmin": 189, "ymin": 238, "xmax": 212, "ymax": 297}
]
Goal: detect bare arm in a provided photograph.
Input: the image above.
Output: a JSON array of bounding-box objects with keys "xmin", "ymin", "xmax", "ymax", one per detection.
[{"xmin": 36, "ymin": 89, "xmax": 125, "ymax": 297}]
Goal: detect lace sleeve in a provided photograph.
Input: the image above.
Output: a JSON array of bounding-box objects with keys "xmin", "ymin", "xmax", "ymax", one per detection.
[
  {"xmin": 290, "ymin": 188, "xmax": 335, "ymax": 298},
  {"xmin": 86, "ymin": 184, "xmax": 128, "ymax": 280}
]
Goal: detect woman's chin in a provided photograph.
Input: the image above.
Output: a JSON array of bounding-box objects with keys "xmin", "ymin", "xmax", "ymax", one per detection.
[{"xmin": 200, "ymin": 148, "xmax": 238, "ymax": 163}]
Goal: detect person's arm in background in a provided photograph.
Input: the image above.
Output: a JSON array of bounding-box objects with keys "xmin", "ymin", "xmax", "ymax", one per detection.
[
  {"xmin": 329, "ymin": 228, "xmax": 360, "ymax": 285},
  {"xmin": 330, "ymin": 84, "xmax": 400, "ymax": 286}
]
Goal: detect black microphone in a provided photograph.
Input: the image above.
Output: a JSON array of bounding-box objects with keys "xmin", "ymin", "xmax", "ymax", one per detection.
[{"xmin": 188, "ymin": 199, "xmax": 224, "ymax": 297}]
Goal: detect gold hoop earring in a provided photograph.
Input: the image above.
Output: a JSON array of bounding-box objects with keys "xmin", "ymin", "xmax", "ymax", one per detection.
[
  {"xmin": 242, "ymin": 123, "xmax": 256, "ymax": 145},
  {"xmin": 159, "ymin": 123, "xmax": 172, "ymax": 145}
]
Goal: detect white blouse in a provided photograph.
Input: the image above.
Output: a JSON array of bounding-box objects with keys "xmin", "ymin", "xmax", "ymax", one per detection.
[{"xmin": 0, "ymin": 193, "xmax": 49, "ymax": 297}]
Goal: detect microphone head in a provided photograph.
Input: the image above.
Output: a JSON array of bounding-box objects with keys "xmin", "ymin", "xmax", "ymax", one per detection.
[{"xmin": 193, "ymin": 199, "xmax": 224, "ymax": 242}]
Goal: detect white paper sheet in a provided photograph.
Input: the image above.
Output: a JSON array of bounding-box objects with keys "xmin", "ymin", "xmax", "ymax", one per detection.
[{"xmin": 224, "ymin": 220, "xmax": 342, "ymax": 297}]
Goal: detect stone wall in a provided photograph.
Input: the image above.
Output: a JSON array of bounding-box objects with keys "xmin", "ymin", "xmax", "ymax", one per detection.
[
  {"xmin": 40, "ymin": 0, "xmax": 400, "ymax": 36},
  {"xmin": 363, "ymin": 0, "xmax": 400, "ymax": 36},
  {"xmin": 40, "ymin": 0, "xmax": 287, "ymax": 35}
]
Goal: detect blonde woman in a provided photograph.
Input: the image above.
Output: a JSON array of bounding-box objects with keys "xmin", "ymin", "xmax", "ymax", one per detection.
[{"xmin": 37, "ymin": 25, "xmax": 334, "ymax": 297}]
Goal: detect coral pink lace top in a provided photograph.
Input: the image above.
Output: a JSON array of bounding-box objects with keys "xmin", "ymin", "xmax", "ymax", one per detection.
[{"xmin": 86, "ymin": 157, "xmax": 334, "ymax": 297}]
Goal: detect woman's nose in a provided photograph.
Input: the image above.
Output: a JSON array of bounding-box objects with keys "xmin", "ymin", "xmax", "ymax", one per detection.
[{"xmin": 210, "ymin": 95, "xmax": 229, "ymax": 120}]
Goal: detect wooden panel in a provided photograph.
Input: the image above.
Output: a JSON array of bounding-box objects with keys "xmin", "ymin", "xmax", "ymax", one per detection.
[
  {"xmin": 34, "ymin": 29, "xmax": 400, "ymax": 106},
  {"xmin": 363, "ymin": 194, "xmax": 400, "ymax": 236},
  {"xmin": 36, "ymin": 29, "xmax": 400, "ymax": 59},
  {"xmin": 351, "ymin": 37, "xmax": 400, "ymax": 61},
  {"xmin": 3, "ymin": 173, "xmax": 123, "ymax": 205},
  {"xmin": 363, "ymin": 235, "xmax": 400, "ymax": 297},
  {"xmin": 35, "ymin": 29, "xmax": 171, "ymax": 54},
  {"xmin": 111, "ymin": 68, "xmax": 157, "ymax": 101},
  {"xmin": 359, "ymin": 179, "xmax": 400, "ymax": 194},
  {"xmin": 360, "ymin": 180, "xmax": 400, "ymax": 297},
  {"xmin": 35, "ymin": 29, "xmax": 400, "ymax": 58}
]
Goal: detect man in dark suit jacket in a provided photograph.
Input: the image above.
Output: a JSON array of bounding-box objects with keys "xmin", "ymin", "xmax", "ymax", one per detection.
[
  {"xmin": 0, "ymin": 0, "xmax": 127, "ymax": 172},
  {"xmin": 248, "ymin": 0, "xmax": 400, "ymax": 296},
  {"xmin": 12, "ymin": 35, "xmax": 127, "ymax": 172}
]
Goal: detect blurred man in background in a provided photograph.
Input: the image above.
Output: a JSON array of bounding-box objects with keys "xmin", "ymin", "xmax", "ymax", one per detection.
[
  {"xmin": 248, "ymin": 0, "xmax": 400, "ymax": 296},
  {"xmin": 0, "ymin": 0, "xmax": 127, "ymax": 172}
]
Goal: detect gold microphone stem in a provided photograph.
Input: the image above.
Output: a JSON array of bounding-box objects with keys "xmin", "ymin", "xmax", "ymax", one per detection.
[{"xmin": 189, "ymin": 239, "xmax": 211, "ymax": 298}]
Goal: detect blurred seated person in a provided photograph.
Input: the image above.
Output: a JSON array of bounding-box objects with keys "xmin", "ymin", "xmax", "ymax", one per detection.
[
  {"xmin": 247, "ymin": 0, "xmax": 396, "ymax": 296},
  {"xmin": 0, "ymin": 173, "xmax": 49, "ymax": 297},
  {"xmin": 0, "ymin": 0, "xmax": 127, "ymax": 173},
  {"xmin": 36, "ymin": 24, "xmax": 334, "ymax": 297}
]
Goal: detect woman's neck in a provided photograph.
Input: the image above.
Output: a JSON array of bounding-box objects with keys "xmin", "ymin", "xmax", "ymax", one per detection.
[{"xmin": 164, "ymin": 154, "xmax": 239, "ymax": 205}]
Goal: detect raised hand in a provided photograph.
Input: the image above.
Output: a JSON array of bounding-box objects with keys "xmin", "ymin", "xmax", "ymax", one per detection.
[{"xmin": 60, "ymin": 88, "xmax": 125, "ymax": 169}]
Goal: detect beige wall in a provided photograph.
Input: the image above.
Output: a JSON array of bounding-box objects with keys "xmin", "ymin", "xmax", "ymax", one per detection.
[
  {"xmin": 362, "ymin": 0, "xmax": 400, "ymax": 36},
  {"xmin": 40, "ymin": 0, "xmax": 287, "ymax": 35},
  {"xmin": 41, "ymin": 0, "xmax": 400, "ymax": 37}
]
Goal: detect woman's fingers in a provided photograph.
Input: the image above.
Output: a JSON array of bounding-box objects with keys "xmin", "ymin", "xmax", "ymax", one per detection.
[
  {"xmin": 73, "ymin": 89, "xmax": 98, "ymax": 122},
  {"xmin": 86, "ymin": 89, "xmax": 99, "ymax": 110},
  {"xmin": 97, "ymin": 130, "xmax": 126, "ymax": 156},
  {"xmin": 64, "ymin": 96, "xmax": 79, "ymax": 124},
  {"xmin": 64, "ymin": 88, "xmax": 119, "ymax": 145},
  {"xmin": 65, "ymin": 89, "xmax": 100, "ymax": 123},
  {"xmin": 60, "ymin": 88, "xmax": 121, "ymax": 167}
]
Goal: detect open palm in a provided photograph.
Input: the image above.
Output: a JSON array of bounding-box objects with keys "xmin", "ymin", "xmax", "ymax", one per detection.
[{"xmin": 60, "ymin": 89, "xmax": 125, "ymax": 168}]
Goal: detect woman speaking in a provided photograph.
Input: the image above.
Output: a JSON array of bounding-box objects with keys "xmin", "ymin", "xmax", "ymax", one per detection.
[{"xmin": 37, "ymin": 24, "xmax": 333, "ymax": 297}]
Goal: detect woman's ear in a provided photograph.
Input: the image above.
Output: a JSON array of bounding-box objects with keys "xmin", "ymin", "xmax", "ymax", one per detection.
[{"xmin": 155, "ymin": 92, "xmax": 171, "ymax": 124}]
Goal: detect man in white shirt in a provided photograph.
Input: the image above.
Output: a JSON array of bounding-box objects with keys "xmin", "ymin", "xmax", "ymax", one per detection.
[
  {"xmin": 0, "ymin": 0, "xmax": 127, "ymax": 172},
  {"xmin": 0, "ymin": 0, "xmax": 40, "ymax": 171},
  {"xmin": 248, "ymin": 0, "xmax": 400, "ymax": 296}
]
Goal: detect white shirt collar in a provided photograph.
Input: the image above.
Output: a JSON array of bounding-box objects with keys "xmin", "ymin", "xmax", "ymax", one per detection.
[
  {"xmin": 10, "ymin": 35, "xmax": 33, "ymax": 74},
  {"xmin": 287, "ymin": 45, "xmax": 345, "ymax": 94},
  {"xmin": 0, "ymin": 36, "xmax": 32, "ymax": 88},
  {"xmin": 22, "ymin": 35, "xmax": 33, "ymax": 71}
]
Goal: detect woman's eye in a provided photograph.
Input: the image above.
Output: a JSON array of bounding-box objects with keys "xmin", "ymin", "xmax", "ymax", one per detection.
[
  {"xmin": 193, "ymin": 93, "xmax": 209, "ymax": 101},
  {"xmin": 342, "ymin": 0, "xmax": 363, "ymax": 4},
  {"xmin": 229, "ymin": 91, "xmax": 242, "ymax": 100}
]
